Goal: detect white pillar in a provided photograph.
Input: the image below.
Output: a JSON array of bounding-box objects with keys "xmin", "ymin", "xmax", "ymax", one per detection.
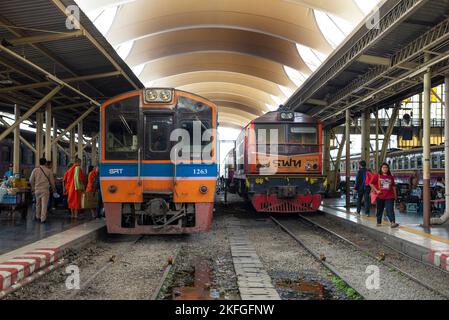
[
  {"xmin": 45, "ymin": 102, "xmax": 52, "ymax": 161},
  {"xmin": 13, "ymin": 104, "xmax": 20, "ymax": 175},
  {"xmin": 345, "ymin": 109, "xmax": 351, "ymax": 209},
  {"xmin": 69, "ymin": 128, "xmax": 75, "ymax": 163},
  {"xmin": 361, "ymin": 110, "xmax": 371, "ymax": 164},
  {"xmin": 91, "ymin": 136, "xmax": 98, "ymax": 166}
]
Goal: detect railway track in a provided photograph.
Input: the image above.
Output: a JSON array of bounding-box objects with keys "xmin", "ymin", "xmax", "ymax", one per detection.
[{"xmin": 270, "ymin": 215, "xmax": 449, "ymax": 300}]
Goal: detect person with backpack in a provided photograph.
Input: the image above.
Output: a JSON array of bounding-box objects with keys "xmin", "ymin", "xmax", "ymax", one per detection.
[
  {"xmin": 355, "ymin": 160, "xmax": 371, "ymax": 216},
  {"xmin": 370, "ymin": 162, "xmax": 399, "ymax": 228}
]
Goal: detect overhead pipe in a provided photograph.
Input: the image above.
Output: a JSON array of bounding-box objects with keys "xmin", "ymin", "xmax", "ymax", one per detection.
[{"xmin": 431, "ymin": 75, "xmax": 449, "ymax": 225}]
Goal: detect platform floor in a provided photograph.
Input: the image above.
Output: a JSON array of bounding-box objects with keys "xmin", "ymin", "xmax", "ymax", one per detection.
[
  {"xmin": 321, "ymin": 197, "xmax": 449, "ymax": 271},
  {"xmin": 0, "ymin": 207, "xmax": 97, "ymax": 256}
]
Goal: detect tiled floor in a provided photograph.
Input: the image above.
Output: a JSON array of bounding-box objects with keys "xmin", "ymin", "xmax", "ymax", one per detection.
[{"xmin": 0, "ymin": 207, "xmax": 95, "ymax": 255}]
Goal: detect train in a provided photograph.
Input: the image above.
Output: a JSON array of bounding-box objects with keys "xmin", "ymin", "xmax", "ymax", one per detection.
[
  {"xmin": 224, "ymin": 110, "xmax": 325, "ymax": 213},
  {"xmin": 99, "ymin": 88, "xmax": 218, "ymax": 234},
  {"xmin": 337, "ymin": 145, "xmax": 445, "ymax": 186}
]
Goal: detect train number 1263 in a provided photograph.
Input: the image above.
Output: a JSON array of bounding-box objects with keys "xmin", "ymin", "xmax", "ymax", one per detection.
[{"xmin": 193, "ymin": 169, "xmax": 208, "ymax": 175}]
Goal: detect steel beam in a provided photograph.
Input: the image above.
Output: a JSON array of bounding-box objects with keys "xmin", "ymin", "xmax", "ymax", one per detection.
[
  {"xmin": 51, "ymin": 0, "xmax": 140, "ymax": 90},
  {"xmin": 45, "ymin": 103, "xmax": 52, "ymax": 161},
  {"xmin": 36, "ymin": 112, "xmax": 43, "ymax": 165},
  {"xmin": 0, "ymin": 116, "xmax": 35, "ymax": 153},
  {"xmin": 0, "ymin": 86, "xmax": 61, "ymax": 142},
  {"xmin": 69, "ymin": 129, "xmax": 75, "ymax": 163},
  {"xmin": 0, "ymin": 71, "xmax": 121, "ymax": 94},
  {"xmin": 52, "ymin": 117, "xmax": 58, "ymax": 174},
  {"xmin": 52, "ymin": 105, "xmax": 96, "ymax": 146},
  {"xmin": 361, "ymin": 110, "xmax": 371, "ymax": 164},
  {"xmin": 379, "ymin": 104, "xmax": 400, "ymax": 164},
  {"xmin": 357, "ymin": 55, "xmax": 391, "ymax": 66},
  {"xmin": 6, "ymin": 30, "xmax": 84, "ymax": 46}
]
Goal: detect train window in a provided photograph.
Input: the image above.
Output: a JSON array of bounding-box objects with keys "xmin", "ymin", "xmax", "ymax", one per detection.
[
  {"xmin": 105, "ymin": 96, "xmax": 139, "ymax": 160},
  {"xmin": 149, "ymin": 117, "xmax": 172, "ymax": 152},
  {"xmin": 398, "ymin": 158, "xmax": 403, "ymax": 170},
  {"xmin": 417, "ymin": 156, "xmax": 423, "ymax": 169},
  {"xmin": 254, "ymin": 124, "xmax": 286, "ymax": 144},
  {"xmin": 370, "ymin": 160, "xmax": 375, "ymax": 170},
  {"xmin": 431, "ymin": 155, "xmax": 439, "ymax": 169},
  {"xmin": 403, "ymin": 157, "xmax": 409, "ymax": 170},
  {"xmin": 288, "ymin": 126, "xmax": 317, "ymax": 144},
  {"xmin": 440, "ymin": 155, "xmax": 445, "ymax": 168},
  {"xmin": 1, "ymin": 145, "xmax": 11, "ymax": 162},
  {"xmin": 410, "ymin": 157, "xmax": 416, "ymax": 169}
]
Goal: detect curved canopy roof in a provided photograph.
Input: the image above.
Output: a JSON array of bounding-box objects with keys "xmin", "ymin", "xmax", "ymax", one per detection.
[{"xmin": 76, "ymin": 0, "xmax": 380, "ymax": 129}]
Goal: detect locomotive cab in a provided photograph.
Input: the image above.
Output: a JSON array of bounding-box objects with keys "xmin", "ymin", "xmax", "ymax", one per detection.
[{"xmin": 100, "ymin": 88, "xmax": 217, "ymax": 234}]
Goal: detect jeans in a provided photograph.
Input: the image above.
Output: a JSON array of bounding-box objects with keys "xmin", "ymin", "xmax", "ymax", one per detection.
[
  {"xmin": 376, "ymin": 198, "xmax": 395, "ymax": 224},
  {"xmin": 356, "ymin": 187, "xmax": 371, "ymax": 215}
]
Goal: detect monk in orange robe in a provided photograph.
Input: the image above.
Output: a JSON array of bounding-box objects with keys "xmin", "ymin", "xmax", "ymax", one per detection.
[{"xmin": 66, "ymin": 158, "xmax": 85, "ymax": 218}]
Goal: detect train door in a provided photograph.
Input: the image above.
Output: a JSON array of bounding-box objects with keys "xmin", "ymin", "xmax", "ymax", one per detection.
[{"xmin": 143, "ymin": 114, "xmax": 173, "ymax": 161}]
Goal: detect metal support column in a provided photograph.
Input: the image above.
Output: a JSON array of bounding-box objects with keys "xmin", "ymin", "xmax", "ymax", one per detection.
[
  {"xmin": 77, "ymin": 121, "xmax": 83, "ymax": 164},
  {"xmin": 69, "ymin": 129, "xmax": 75, "ymax": 163},
  {"xmin": 345, "ymin": 109, "xmax": 351, "ymax": 209},
  {"xmin": 52, "ymin": 118, "xmax": 58, "ymax": 174},
  {"xmin": 45, "ymin": 103, "xmax": 52, "ymax": 161},
  {"xmin": 375, "ymin": 108, "xmax": 379, "ymax": 171},
  {"xmin": 423, "ymin": 54, "xmax": 431, "ymax": 228},
  {"xmin": 361, "ymin": 110, "xmax": 371, "ymax": 163},
  {"xmin": 323, "ymin": 129, "xmax": 331, "ymax": 176},
  {"xmin": 35, "ymin": 112, "xmax": 43, "ymax": 166},
  {"xmin": 13, "ymin": 104, "xmax": 20, "ymax": 175},
  {"xmin": 91, "ymin": 136, "xmax": 98, "ymax": 166},
  {"xmin": 334, "ymin": 132, "xmax": 345, "ymax": 193},
  {"xmin": 432, "ymin": 76, "xmax": 449, "ymax": 224}
]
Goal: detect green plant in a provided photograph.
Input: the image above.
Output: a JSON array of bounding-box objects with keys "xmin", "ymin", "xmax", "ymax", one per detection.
[{"xmin": 331, "ymin": 276, "xmax": 363, "ymax": 300}]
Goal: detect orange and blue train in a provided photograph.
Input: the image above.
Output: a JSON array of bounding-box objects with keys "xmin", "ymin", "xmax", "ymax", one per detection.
[{"xmin": 99, "ymin": 88, "xmax": 217, "ymax": 234}]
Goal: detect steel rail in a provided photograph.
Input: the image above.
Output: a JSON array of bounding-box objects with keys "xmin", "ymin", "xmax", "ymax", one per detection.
[
  {"xmin": 150, "ymin": 247, "xmax": 181, "ymax": 300},
  {"xmin": 269, "ymin": 215, "xmax": 366, "ymax": 300},
  {"xmin": 298, "ymin": 214, "xmax": 449, "ymax": 300}
]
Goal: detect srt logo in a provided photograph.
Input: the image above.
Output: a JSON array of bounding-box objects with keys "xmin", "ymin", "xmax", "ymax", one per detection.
[{"xmin": 109, "ymin": 169, "xmax": 123, "ymax": 175}]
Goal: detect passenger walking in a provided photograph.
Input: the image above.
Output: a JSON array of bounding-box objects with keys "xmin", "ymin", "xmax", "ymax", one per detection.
[
  {"xmin": 62, "ymin": 163, "xmax": 72, "ymax": 211},
  {"xmin": 355, "ymin": 160, "xmax": 371, "ymax": 216},
  {"xmin": 29, "ymin": 158, "xmax": 56, "ymax": 223},
  {"xmin": 370, "ymin": 163, "xmax": 399, "ymax": 228},
  {"xmin": 66, "ymin": 158, "xmax": 85, "ymax": 219}
]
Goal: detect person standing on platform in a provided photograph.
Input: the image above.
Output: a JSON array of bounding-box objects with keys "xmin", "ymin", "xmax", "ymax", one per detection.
[
  {"xmin": 86, "ymin": 165, "xmax": 99, "ymax": 218},
  {"xmin": 355, "ymin": 160, "xmax": 371, "ymax": 216},
  {"xmin": 29, "ymin": 158, "xmax": 56, "ymax": 223},
  {"xmin": 370, "ymin": 163, "xmax": 399, "ymax": 228},
  {"xmin": 62, "ymin": 163, "xmax": 72, "ymax": 212},
  {"xmin": 66, "ymin": 158, "xmax": 85, "ymax": 219},
  {"xmin": 4, "ymin": 163, "xmax": 13, "ymax": 179}
]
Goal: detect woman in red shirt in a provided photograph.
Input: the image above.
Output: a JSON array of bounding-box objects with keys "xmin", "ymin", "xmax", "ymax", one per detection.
[{"xmin": 370, "ymin": 163, "xmax": 399, "ymax": 228}]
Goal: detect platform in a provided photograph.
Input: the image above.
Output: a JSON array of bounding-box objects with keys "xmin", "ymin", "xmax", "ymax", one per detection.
[
  {"xmin": 320, "ymin": 198, "xmax": 449, "ymax": 273},
  {"xmin": 0, "ymin": 207, "xmax": 100, "ymax": 255},
  {"xmin": 0, "ymin": 214, "xmax": 105, "ymax": 296}
]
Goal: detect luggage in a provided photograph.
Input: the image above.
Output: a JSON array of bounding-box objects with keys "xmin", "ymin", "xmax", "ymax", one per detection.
[{"xmin": 82, "ymin": 192, "xmax": 98, "ymax": 209}]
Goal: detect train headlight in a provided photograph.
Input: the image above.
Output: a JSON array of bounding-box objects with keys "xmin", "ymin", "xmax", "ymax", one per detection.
[
  {"xmin": 280, "ymin": 112, "xmax": 294, "ymax": 120},
  {"xmin": 305, "ymin": 163, "xmax": 312, "ymax": 170},
  {"xmin": 199, "ymin": 185, "xmax": 208, "ymax": 194},
  {"xmin": 145, "ymin": 89, "xmax": 158, "ymax": 102},
  {"xmin": 159, "ymin": 90, "xmax": 172, "ymax": 102},
  {"xmin": 108, "ymin": 185, "xmax": 117, "ymax": 193},
  {"xmin": 144, "ymin": 88, "xmax": 174, "ymax": 103}
]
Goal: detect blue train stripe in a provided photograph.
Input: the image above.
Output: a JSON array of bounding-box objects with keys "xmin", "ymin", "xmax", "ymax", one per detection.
[{"xmin": 100, "ymin": 163, "xmax": 217, "ymax": 178}]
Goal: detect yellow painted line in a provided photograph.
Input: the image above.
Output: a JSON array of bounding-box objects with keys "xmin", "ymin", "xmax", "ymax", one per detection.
[
  {"xmin": 321, "ymin": 205, "xmax": 449, "ymax": 246},
  {"xmin": 399, "ymin": 225, "xmax": 449, "ymax": 246}
]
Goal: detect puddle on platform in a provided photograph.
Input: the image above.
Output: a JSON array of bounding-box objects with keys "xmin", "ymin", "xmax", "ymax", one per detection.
[{"xmin": 276, "ymin": 278, "xmax": 327, "ymax": 300}]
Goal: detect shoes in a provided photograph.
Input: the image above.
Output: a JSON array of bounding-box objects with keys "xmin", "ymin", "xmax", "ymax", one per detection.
[
  {"xmin": 390, "ymin": 223, "xmax": 399, "ymax": 228},
  {"xmin": 376, "ymin": 223, "xmax": 382, "ymax": 227},
  {"xmin": 41, "ymin": 220, "xmax": 47, "ymax": 224}
]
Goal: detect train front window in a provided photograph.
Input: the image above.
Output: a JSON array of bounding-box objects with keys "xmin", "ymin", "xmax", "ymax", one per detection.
[
  {"xmin": 149, "ymin": 117, "xmax": 172, "ymax": 152},
  {"xmin": 255, "ymin": 124, "xmax": 286, "ymax": 145},
  {"xmin": 105, "ymin": 96, "xmax": 139, "ymax": 160},
  {"xmin": 289, "ymin": 126, "xmax": 317, "ymax": 144},
  {"xmin": 432, "ymin": 155, "xmax": 439, "ymax": 169}
]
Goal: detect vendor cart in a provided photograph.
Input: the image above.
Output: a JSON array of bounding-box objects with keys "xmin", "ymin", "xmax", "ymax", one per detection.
[{"xmin": 0, "ymin": 188, "xmax": 31, "ymax": 219}]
